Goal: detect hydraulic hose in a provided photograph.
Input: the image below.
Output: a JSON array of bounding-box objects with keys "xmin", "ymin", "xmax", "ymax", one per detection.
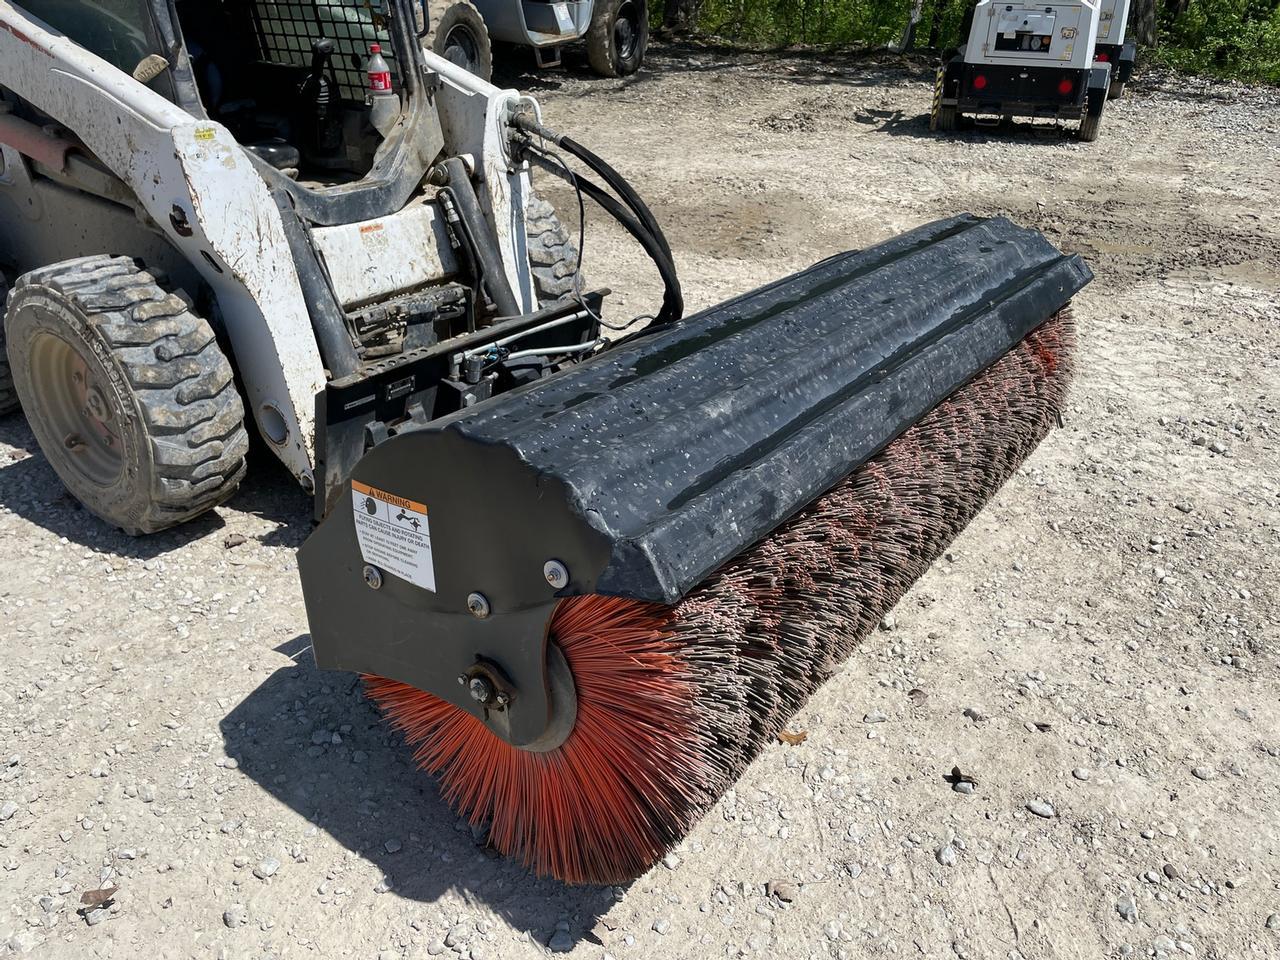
[
  {"xmin": 526, "ymin": 150, "xmax": 683, "ymax": 328},
  {"xmin": 441, "ymin": 157, "xmax": 522, "ymax": 319},
  {"xmin": 513, "ymin": 115, "xmax": 684, "ymax": 328}
]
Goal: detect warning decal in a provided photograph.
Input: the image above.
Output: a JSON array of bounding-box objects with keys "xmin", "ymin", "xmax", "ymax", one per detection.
[{"xmin": 351, "ymin": 479, "xmax": 436, "ymax": 592}]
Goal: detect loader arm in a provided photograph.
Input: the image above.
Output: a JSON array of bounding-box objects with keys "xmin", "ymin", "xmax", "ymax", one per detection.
[{"xmin": 424, "ymin": 47, "xmax": 542, "ymax": 314}]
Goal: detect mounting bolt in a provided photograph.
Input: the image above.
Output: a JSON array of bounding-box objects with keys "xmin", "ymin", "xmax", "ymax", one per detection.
[
  {"xmin": 543, "ymin": 559, "xmax": 569, "ymax": 590},
  {"xmin": 468, "ymin": 676, "xmax": 495, "ymax": 705},
  {"xmin": 466, "ymin": 592, "xmax": 491, "ymax": 619},
  {"xmin": 362, "ymin": 565, "xmax": 383, "ymax": 590}
]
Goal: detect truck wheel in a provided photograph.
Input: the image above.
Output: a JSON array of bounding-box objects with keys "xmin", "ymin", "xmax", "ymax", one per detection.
[
  {"xmin": 1078, "ymin": 96, "xmax": 1105, "ymax": 142},
  {"xmin": 1107, "ymin": 80, "xmax": 1126, "ymax": 100},
  {"xmin": 587, "ymin": 0, "xmax": 648, "ymax": 78},
  {"xmin": 427, "ymin": 1, "xmax": 493, "ymax": 82},
  {"xmin": 4, "ymin": 256, "xmax": 249, "ymax": 534},
  {"xmin": 0, "ymin": 271, "xmax": 16, "ymax": 415},
  {"xmin": 526, "ymin": 192, "xmax": 584, "ymax": 304}
]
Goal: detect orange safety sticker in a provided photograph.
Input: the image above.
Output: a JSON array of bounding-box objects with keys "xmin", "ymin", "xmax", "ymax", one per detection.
[{"xmin": 351, "ymin": 480, "xmax": 435, "ymax": 592}]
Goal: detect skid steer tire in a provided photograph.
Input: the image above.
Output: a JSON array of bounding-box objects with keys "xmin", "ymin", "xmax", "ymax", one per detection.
[
  {"xmin": 426, "ymin": 1, "xmax": 493, "ymax": 82},
  {"xmin": 5, "ymin": 256, "xmax": 249, "ymax": 535},
  {"xmin": 587, "ymin": 0, "xmax": 649, "ymax": 78},
  {"xmin": 526, "ymin": 192, "xmax": 584, "ymax": 304},
  {"xmin": 0, "ymin": 271, "xmax": 16, "ymax": 416}
]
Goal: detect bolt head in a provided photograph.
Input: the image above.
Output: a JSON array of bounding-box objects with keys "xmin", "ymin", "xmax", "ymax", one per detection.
[
  {"xmin": 362, "ymin": 565, "xmax": 383, "ymax": 590},
  {"xmin": 466, "ymin": 592, "xmax": 491, "ymax": 619},
  {"xmin": 468, "ymin": 676, "xmax": 495, "ymax": 705},
  {"xmin": 543, "ymin": 559, "xmax": 569, "ymax": 590}
]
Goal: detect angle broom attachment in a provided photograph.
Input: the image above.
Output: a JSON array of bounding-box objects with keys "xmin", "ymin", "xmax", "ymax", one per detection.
[
  {"xmin": 299, "ymin": 214, "xmax": 1091, "ymax": 883},
  {"xmin": 364, "ymin": 312, "xmax": 1076, "ymax": 884}
]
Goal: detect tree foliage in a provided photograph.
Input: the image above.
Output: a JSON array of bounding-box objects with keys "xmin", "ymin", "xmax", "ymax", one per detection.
[
  {"xmin": 1157, "ymin": 0, "xmax": 1280, "ymax": 82},
  {"xmin": 651, "ymin": 0, "xmax": 1280, "ymax": 83}
]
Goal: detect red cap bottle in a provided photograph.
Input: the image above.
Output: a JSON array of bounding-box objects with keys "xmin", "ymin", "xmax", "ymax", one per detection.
[{"xmin": 367, "ymin": 43, "xmax": 392, "ymax": 93}]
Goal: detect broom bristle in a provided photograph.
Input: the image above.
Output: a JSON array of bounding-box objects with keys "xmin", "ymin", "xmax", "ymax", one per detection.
[{"xmin": 365, "ymin": 312, "xmax": 1077, "ymax": 884}]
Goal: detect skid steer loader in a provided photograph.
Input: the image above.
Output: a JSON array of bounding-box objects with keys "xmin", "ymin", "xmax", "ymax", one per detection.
[{"xmin": 0, "ymin": 0, "xmax": 1091, "ymax": 878}]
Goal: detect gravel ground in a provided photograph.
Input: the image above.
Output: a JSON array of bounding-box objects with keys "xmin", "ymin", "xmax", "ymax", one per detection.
[{"xmin": 2, "ymin": 43, "xmax": 1279, "ymax": 960}]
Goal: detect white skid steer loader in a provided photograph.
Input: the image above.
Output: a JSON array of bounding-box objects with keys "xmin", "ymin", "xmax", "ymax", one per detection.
[{"xmin": 0, "ymin": 0, "xmax": 600, "ymax": 531}]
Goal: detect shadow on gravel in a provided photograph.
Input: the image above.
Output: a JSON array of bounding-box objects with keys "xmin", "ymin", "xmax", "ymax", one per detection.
[
  {"xmin": 491, "ymin": 37, "xmax": 934, "ymax": 95},
  {"xmin": 0, "ymin": 412, "xmax": 310, "ymax": 554},
  {"xmin": 220, "ymin": 637, "xmax": 619, "ymax": 950}
]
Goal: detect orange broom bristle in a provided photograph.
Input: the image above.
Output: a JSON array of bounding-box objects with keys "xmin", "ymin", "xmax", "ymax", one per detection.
[
  {"xmin": 365, "ymin": 313, "xmax": 1077, "ymax": 885},
  {"xmin": 363, "ymin": 596, "xmax": 721, "ymax": 884}
]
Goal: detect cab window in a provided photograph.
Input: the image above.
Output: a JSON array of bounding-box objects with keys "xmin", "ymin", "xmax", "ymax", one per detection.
[{"xmin": 23, "ymin": 0, "xmax": 174, "ymax": 98}]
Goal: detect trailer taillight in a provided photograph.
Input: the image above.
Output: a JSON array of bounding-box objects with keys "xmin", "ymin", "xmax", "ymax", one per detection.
[
  {"xmin": 1095, "ymin": 52, "xmax": 1110, "ymax": 62},
  {"xmin": 1057, "ymin": 78, "xmax": 1074, "ymax": 96},
  {"xmin": 973, "ymin": 74, "xmax": 988, "ymax": 91}
]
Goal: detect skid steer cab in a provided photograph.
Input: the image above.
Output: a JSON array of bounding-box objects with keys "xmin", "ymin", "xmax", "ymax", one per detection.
[{"xmin": 932, "ymin": 0, "xmax": 1111, "ymax": 141}]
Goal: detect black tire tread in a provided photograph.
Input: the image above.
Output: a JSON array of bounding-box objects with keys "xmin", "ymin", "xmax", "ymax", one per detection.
[
  {"xmin": 526, "ymin": 194, "xmax": 582, "ymax": 303},
  {"xmin": 10, "ymin": 255, "xmax": 247, "ymax": 533},
  {"xmin": 0, "ymin": 272, "xmax": 15, "ymax": 416},
  {"xmin": 425, "ymin": 1, "xmax": 493, "ymax": 82},
  {"xmin": 1078, "ymin": 106, "xmax": 1103, "ymax": 142},
  {"xmin": 586, "ymin": 0, "xmax": 649, "ymax": 78}
]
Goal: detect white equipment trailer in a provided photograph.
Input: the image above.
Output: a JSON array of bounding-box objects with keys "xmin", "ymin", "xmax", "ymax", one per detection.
[
  {"xmin": 1093, "ymin": 0, "xmax": 1136, "ymax": 98},
  {"xmin": 932, "ymin": 0, "xmax": 1111, "ymax": 141}
]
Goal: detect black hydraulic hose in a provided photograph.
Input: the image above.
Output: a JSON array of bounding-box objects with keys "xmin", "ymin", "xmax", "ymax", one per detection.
[
  {"xmin": 513, "ymin": 116, "xmax": 673, "ymax": 263},
  {"xmin": 441, "ymin": 157, "xmax": 522, "ymax": 319},
  {"xmin": 559, "ymin": 136, "xmax": 673, "ymax": 264},
  {"xmin": 525, "ymin": 149, "xmax": 683, "ymax": 327}
]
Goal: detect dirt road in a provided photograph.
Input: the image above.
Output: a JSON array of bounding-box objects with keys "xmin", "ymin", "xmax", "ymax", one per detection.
[{"xmin": 2, "ymin": 44, "xmax": 1278, "ymax": 960}]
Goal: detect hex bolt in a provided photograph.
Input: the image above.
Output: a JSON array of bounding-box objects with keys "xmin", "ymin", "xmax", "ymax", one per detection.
[
  {"xmin": 467, "ymin": 592, "xmax": 491, "ymax": 619},
  {"xmin": 362, "ymin": 565, "xmax": 383, "ymax": 590},
  {"xmin": 543, "ymin": 559, "xmax": 569, "ymax": 590},
  {"xmin": 468, "ymin": 676, "xmax": 495, "ymax": 705}
]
